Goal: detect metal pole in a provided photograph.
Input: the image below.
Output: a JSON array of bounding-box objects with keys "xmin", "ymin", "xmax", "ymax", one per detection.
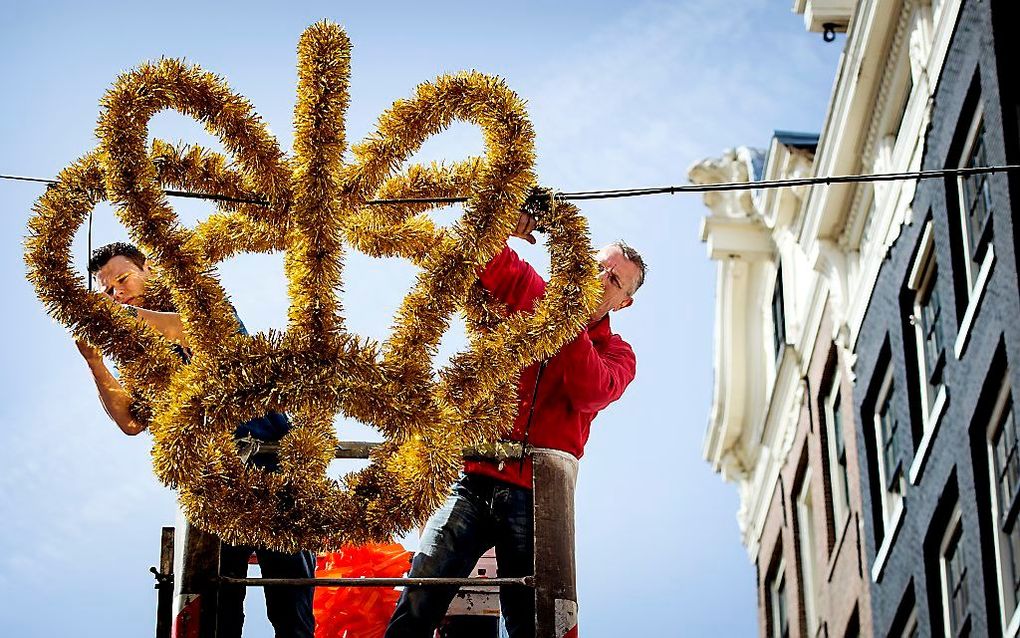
[
  {"xmin": 153, "ymin": 527, "xmax": 175, "ymax": 638},
  {"xmin": 175, "ymin": 521, "xmax": 222, "ymax": 638},
  {"xmin": 235, "ymin": 438, "xmax": 380, "ymax": 459},
  {"xmin": 334, "ymin": 441, "xmax": 380, "ymax": 458},
  {"xmin": 532, "ymin": 448, "xmax": 579, "ymax": 638},
  {"xmin": 220, "ymin": 576, "xmax": 534, "ymax": 587}
]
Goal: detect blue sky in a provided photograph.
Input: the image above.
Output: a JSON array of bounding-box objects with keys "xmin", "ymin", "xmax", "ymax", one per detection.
[{"xmin": 0, "ymin": 2, "xmax": 841, "ymax": 635}]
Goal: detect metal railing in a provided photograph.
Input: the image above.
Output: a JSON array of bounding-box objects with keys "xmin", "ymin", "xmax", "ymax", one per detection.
[{"xmin": 155, "ymin": 442, "xmax": 577, "ymax": 638}]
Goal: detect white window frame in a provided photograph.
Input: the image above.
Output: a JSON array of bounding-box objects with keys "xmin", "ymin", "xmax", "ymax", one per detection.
[
  {"xmin": 772, "ymin": 264, "xmax": 787, "ymax": 364},
  {"xmin": 956, "ymin": 103, "xmax": 989, "ymax": 290},
  {"xmin": 939, "ymin": 506, "xmax": 969, "ymax": 637},
  {"xmin": 902, "ymin": 608, "xmax": 919, "ymax": 638},
  {"xmin": 824, "ymin": 372, "xmax": 851, "ymax": 532},
  {"xmin": 986, "ymin": 374, "xmax": 1020, "ymax": 636},
  {"xmin": 872, "ymin": 364, "xmax": 907, "ymax": 582},
  {"xmin": 953, "ymin": 102, "xmax": 997, "ymax": 358},
  {"xmin": 769, "ymin": 558, "xmax": 790, "ymax": 638},
  {"xmin": 907, "ymin": 221, "xmax": 949, "ymax": 484},
  {"xmin": 796, "ymin": 471, "xmax": 820, "ymax": 637}
]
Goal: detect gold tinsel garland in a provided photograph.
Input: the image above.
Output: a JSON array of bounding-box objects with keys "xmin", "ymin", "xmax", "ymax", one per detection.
[{"xmin": 24, "ymin": 21, "xmax": 600, "ymax": 551}]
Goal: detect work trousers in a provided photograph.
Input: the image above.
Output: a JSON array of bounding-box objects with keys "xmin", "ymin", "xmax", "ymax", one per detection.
[
  {"xmin": 385, "ymin": 473, "xmax": 535, "ymax": 638},
  {"xmin": 217, "ymin": 543, "xmax": 316, "ymax": 638}
]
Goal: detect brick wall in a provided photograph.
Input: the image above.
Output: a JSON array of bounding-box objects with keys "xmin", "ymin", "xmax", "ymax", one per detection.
[
  {"xmin": 757, "ymin": 307, "xmax": 872, "ymax": 638},
  {"xmin": 850, "ymin": 0, "xmax": 1020, "ymax": 634}
]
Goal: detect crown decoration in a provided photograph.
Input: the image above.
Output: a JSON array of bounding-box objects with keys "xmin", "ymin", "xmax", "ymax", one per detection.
[{"xmin": 25, "ymin": 21, "xmax": 600, "ymax": 551}]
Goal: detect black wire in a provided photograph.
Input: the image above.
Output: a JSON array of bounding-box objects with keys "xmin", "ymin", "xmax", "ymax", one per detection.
[
  {"xmin": 162, "ymin": 188, "xmax": 270, "ymax": 205},
  {"xmin": 558, "ymin": 164, "xmax": 1020, "ymax": 200},
  {"xmin": 0, "ymin": 174, "xmax": 54, "ymax": 185},
  {"xmin": 86, "ymin": 210, "xmax": 94, "ymax": 291},
  {"xmin": 3, "ymin": 164, "xmax": 1018, "ymax": 207}
]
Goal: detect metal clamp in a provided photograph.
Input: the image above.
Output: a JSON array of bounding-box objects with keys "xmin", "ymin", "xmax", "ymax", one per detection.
[
  {"xmin": 150, "ymin": 566, "xmax": 173, "ymax": 590},
  {"xmin": 462, "ymin": 441, "xmax": 530, "ymax": 463}
]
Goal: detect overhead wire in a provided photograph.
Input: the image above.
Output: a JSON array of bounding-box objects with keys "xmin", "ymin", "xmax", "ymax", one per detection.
[{"xmin": 3, "ymin": 164, "xmax": 1018, "ymax": 208}]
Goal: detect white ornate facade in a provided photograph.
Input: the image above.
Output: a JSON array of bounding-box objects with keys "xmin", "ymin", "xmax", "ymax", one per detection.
[{"xmin": 693, "ymin": 0, "xmax": 965, "ymax": 561}]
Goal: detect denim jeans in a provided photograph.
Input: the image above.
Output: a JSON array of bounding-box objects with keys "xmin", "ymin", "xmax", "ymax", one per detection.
[
  {"xmin": 217, "ymin": 544, "xmax": 316, "ymax": 638},
  {"xmin": 385, "ymin": 473, "xmax": 535, "ymax": 638},
  {"xmin": 216, "ymin": 450, "xmax": 316, "ymax": 638}
]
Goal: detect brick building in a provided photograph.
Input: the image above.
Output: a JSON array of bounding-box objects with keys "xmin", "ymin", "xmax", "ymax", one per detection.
[
  {"xmin": 688, "ymin": 0, "xmax": 1020, "ymax": 635},
  {"xmin": 851, "ymin": 0, "xmax": 1020, "ymax": 634},
  {"xmin": 693, "ymin": 131, "xmax": 875, "ymax": 638}
]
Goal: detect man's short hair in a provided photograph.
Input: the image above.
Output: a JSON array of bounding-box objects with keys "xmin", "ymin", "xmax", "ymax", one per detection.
[
  {"xmin": 88, "ymin": 242, "xmax": 147, "ymax": 275},
  {"xmin": 611, "ymin": 240, "xmax": 647, "ymax": 294}
]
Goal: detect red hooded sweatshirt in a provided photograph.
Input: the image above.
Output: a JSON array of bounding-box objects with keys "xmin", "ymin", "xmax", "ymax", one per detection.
[{"xmin": 463, "ymin": 245, "xmax": 637, "ymax": 488}]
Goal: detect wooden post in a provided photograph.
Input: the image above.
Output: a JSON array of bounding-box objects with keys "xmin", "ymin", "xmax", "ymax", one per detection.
[
  {"xmin": 173, "ymin": 519, "xmax": 221, "ymax": 638},
  {"xmin": 532, "ymin": 448, "xmax": 579, "ymax": 638},
  {"xmin": 154, "ymin": 526, "xmax": 175, "ymax": 638}
]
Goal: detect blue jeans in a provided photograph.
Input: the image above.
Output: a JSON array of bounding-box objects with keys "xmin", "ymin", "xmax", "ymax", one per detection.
[
  {"xmin": 216, "ymin": 449, "xmax": 316, "ymax": 638},
  {"xmin": 218, "ymin": 544, "xmax": 316, "ymax": 638},
  {"xmin": 385, "ymin": 473, "xmax": 535, "ymax": 638}
]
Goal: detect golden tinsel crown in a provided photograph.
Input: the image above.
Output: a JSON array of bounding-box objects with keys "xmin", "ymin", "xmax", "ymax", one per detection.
[{"xmin": 24, "ymin": 21, "xmax": 601, "ymax": 551}]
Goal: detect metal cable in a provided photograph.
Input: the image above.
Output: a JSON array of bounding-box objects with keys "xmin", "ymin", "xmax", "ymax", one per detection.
[{"xmin": 3, "ymin": 164, "xmax": 1017, "ymax": 207}]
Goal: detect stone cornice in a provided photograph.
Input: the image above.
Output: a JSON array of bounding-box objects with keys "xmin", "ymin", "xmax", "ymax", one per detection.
[
  {"xmin": 840, "ymin": 0, "xmax": 927, "ymax": 251},
  {"xmin": 794, "ymin": 0, "xmax": 855, "ymax": 34},
  {"xmin": 692, "ymin": 147, "xmax": 771, "ymax": 482},
  {"xmin": 799, "ymin": 0, "xmax": 904, "ymax": 248}
]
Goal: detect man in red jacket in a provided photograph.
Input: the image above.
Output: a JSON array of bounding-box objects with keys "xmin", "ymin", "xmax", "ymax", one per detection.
[{"xmin": 386, "ymin": 212, "xmax": 645, "ymax": 638}]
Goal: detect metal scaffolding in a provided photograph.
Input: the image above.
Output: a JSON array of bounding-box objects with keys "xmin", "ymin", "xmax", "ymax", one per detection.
[{"xmin": 153, "ymin": 443, "xmax": 579, "ymax": 638}]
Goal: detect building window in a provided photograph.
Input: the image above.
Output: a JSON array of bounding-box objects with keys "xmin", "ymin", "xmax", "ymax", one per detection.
[
  {"xmin": 909, "ymin": 222, "xmax": 946, "ymax": 420},
  {"xmin": 869, "ymin": 357, "xmax": 908, "ymax": 582},
  {"xmin": 906, "ymin": 221, "xmax": 948, "ymax": 484},
  {"xmin": 768, "ymin": 558, "xmax": 790, "ymax": 638},
  {"xmin": 939, "ymin": 508, "xmax": 970, "ymax": 636},
  {"xmin": 825, "ymin": 372, "xmax": 851, "ymax": 534},
  {"xmin": 987, "ymin": 375, "xmax": 1020, "ymax": 632},
  {"xmin": 950, "ymin": 101, "xmax": 998, "ymax": 357},
  {"xmin": 875, "ymin": 364, "xmax": 905, "ymax": 533},
  {"xmin": 772, "ymin": 265, "xmax": 787, "ymax": 362},
  {"xmin": 956, "ymin": 105, "xmax": 994, "ymax": 295},
  {"xmin": 795, "ymin": 471, "xmax": 819, "ymax": 637}
]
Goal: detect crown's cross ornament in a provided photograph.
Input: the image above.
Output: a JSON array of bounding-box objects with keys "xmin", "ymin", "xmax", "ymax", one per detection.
[{"xmin": 25, "ymin": 21, "xmax": 600, "ymax": 551}]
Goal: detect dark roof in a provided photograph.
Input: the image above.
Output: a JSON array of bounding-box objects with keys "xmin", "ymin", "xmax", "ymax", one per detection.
[{"xmin": 773, "ymin": 130, "xmax": 820, "ymax": 151}]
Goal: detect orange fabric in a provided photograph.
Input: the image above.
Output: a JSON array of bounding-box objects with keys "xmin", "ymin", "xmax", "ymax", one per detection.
[{"xmin": 313, "ymin": 543, "xmax": 412, "ymax": 638}]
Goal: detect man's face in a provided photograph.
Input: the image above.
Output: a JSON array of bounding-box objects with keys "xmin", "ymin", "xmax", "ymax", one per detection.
[
  {"xmin": 590, "ymin": 244, "xmax": 641, "ymax": 323},
  {"xmin": 95, "ymin": 256, "xmax": 151, "ymax": 306}
]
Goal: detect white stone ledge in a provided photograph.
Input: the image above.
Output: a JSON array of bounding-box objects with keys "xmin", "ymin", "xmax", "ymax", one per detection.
[
  {"xmin": 909, "ymin": 385, "xmax": 949, "ymax": 485},
  {"xmin": 871, "ymin": 498, "xmax": 906, "ymax": 583},
  {"xmin": 954, "ymin": 244, "xmax": 996, "ymax": 360}
]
